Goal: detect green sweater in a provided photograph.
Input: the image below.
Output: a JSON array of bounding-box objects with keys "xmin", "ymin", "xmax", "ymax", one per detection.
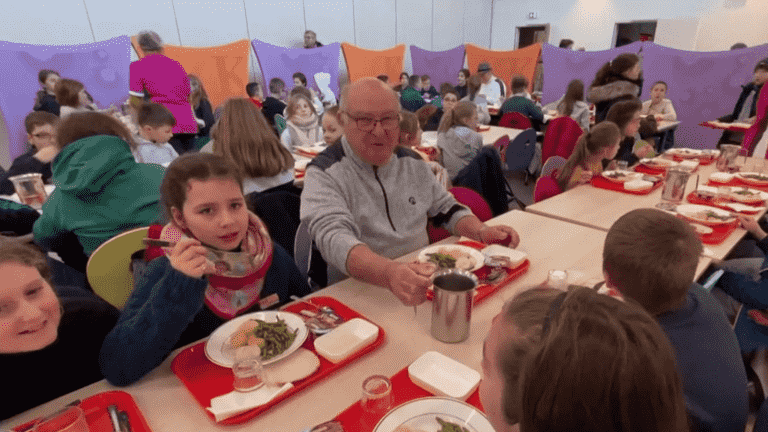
[{"xmin": 33, "ymin": 135, "xmax": 164, "ymax": 256}]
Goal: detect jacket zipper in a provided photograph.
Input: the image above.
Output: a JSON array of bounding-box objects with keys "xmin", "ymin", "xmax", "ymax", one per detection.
[{"xmin": 373, "ymin": 168, "xmax": 396, "ymax": 231}]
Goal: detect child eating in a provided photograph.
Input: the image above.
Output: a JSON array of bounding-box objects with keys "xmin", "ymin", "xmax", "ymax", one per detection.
[
  {"xmin": 133, "ymin": 102, "xmax": 179, "ymax": 166},
  {"xmin": 555, "ymin": 121, "xmax": 621, "ymax": 191}
]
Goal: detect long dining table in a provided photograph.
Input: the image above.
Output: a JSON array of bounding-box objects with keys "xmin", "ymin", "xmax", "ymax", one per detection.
[
  {"xmin": 525, "ymin": 156, "xmax": 768, "ymax": 261},
  {"xmin": 6, "ymin": 210, "xmax": 712, "ymax": 432}
]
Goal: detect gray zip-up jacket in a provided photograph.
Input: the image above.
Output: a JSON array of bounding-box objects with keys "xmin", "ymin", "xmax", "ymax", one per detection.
[{"xmin": 300, "ymin": 137, "xmax": 472, "ymax": 274}]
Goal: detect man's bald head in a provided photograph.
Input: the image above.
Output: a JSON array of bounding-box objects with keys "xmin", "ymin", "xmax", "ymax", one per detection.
[{"xmin": 340, "ymin": 77, "xmax": 398, "ymax": 112}]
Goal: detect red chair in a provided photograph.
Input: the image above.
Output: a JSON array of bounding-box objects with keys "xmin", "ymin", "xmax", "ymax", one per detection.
[
  {"xmin": 499, "ymin": 112, "xmax": 533, "ymax": 130},
  {"xmin": 492, "ymin": 135, "xmax": 511, "ymax": 165},
  {"xmin": 533, "ymin": 176, "xmax": 563, "ymax": 203},
  {"xmin": 428, "ymin": 187, "xmax": 493, "ymax": 243},
  {"xmin": 542, "ymin": 116, "xmax": 583, "ymax": 163},
  {"xmin": 540, "ymin": 155, "xmax": 568, "ymax": 179}
]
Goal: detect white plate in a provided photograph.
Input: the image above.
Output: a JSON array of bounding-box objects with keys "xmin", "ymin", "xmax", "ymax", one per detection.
[
  {"xmin": 408, "ymin": 351, "xmax": 481, "ymax": 401},
  {"xmin": 205, "ymin": 311, "xmax": 308, "ymax": 368},
  {"xmin": 418, "ymin": 245, "xmax": 485, "ymax": 272},
  {"xmin": 729, "ymin": 187, "xmax": 768, "ymax": 203},
  {"xmin": 601, "ymin": 170, "xmax": 642, "ymax": 183},
  {"xmin": 676, "ymin": 204, "xmax": 736, "ymax": 226},
  {"xmin": 737, "ymin": 172, "xmax": 768, "ymax": 186},
  {"xmin": 373, "ymin": 397, "xmax": 494, "ymax": 432}
]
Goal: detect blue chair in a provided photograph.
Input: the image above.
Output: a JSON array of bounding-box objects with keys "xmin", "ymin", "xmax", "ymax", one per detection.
[{"xmin": 505, "ymin": 128, "xmax": 538, "ymax": 184}]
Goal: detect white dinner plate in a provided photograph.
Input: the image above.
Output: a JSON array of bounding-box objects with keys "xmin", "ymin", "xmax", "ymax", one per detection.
[
  {"xmin": 205, "ymin": 311, "xmax": 308, "ymax": 368},
  {"xmin": 373, "ymin": 397, "xmax": 494, "ymax": 432},
  {"xmin": 676, "ymin": 204, "xmax": 737, "ymax": 226},
  {"xmin": 601, "ymin": 170, "xmax": 642, "ymax": 183},
  {"xmin": 737, "ymin": 172, "xmax": 768, "ymax": 186},
  {"xmin": 418, "ymin": 245, "xmax": 485, "ymax": 272}
]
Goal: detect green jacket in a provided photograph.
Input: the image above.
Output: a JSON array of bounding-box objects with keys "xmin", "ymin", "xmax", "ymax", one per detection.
[{"xmin": 33, "ymin": 135, "xmax": 164, "ymax": 256}]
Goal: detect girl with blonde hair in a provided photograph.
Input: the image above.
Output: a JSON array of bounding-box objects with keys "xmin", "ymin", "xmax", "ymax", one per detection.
[
  {"xmin": 436, "ymin": 101, "xmax": 481, "ymax": 179},
  {"xmin": 555, "ymin": 121, "xmax": 622, "ymax": 191}
]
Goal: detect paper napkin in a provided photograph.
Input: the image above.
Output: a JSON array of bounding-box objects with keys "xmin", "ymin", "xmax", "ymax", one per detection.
[{"xmin": 208, "ymin": 383, "xmax": 293, "ymax": 422}]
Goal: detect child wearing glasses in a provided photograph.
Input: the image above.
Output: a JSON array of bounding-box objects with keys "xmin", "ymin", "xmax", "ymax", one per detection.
[
  {"xmin": 436, "ymin": 100, "xmax": 481, "ymax": 179},
  {"xmin": 0, "ymin": 111, "xmax": 59, "ymax": 195}
]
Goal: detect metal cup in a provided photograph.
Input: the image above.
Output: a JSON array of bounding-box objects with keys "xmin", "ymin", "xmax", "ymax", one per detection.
[
  {"xmin": 431, "ymin": 269, "xmax": 478, "ymax": 343},
  {"xmin": 8, "ymin": 173, "xmax": 47, "ymax": 210},
  {"xmin": 661, "ymin": 167, "xmax": 691, "ymax": 204}
]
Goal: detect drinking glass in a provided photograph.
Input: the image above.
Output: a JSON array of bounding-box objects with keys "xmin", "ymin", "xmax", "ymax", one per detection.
[
  {"xmin": 232, "ymin": 345, "xmax": 267, "ymax": 392},
  {"xmin": 360, "ymin": 375, "xmax": 393, "ymax": 428},
  {"xmin": 32, "ymin": 406, "xmax": 89, "ymax": 432},
  {"xmin": 616, "ymin": 161, "xmax": 629, "ymax": 172},
  {"xmin": 547, "ymin": 270, "xmax": 569, "ymax": 290}
]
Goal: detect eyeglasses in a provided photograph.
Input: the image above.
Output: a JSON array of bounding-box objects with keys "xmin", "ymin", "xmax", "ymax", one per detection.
[{"xmin": 342, "ymin": 112, "xmax": 400, "ymax": 132}]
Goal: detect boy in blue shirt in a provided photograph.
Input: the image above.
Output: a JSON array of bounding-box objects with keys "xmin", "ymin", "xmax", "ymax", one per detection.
[
  {"xmin": 603, "ymin": 208, "xmax": 748, "ymax": 432},
  {"xmin": 133, "ymin": 102, "xmax": 179, "ymax": 166}
]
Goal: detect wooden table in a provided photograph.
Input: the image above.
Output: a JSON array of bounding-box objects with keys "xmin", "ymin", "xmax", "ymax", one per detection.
[
  {"xmin": 9, "ymin": 211, "xmax": 695, "ymax": 432},
  {"xmin": 526, "ymin": 158, "xmax": 768, "ymax": 261},
  {"xmin": 654, "ymin": 120, "xmax": 681, "ymax": 152},
  {"xmin": 422, "ymin": 126, "xmax": 524, "ymax": 148}
]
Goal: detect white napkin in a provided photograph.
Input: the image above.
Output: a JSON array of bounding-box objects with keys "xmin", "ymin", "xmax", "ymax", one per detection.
[
  {"xmin": 624, "ymin": 179, "xmax": 653, "ymax": 191},
  {"xmin": 709, "ymin": 172, "xmax": 735, "ymax": 183},
  {"xmin": 207, "ymin": 383, "xmax": 293, "ymax": 422},
  {"xmin": 679, "ymin": 160, "xmax": 699, "ymax": 170},
  {"xmin": 719, "ymin": 202, "xmax": 761, "ymax": 213}
]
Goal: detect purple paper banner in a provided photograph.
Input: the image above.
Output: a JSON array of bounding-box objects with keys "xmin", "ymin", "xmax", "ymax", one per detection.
[
  {"xmin": 409, "ymin": 45, "xmax": 466, "ymax": 90},
  {"xmin": 0, "ymin": 36, "xmax": 131, "ymax": 159},
  {"xmin": 251, "ymin": 39, "xmax": 340, "ymax": 98},
  {"xmin": 542, "ymin": 42, "xmax": 768, "ymax": 149}
]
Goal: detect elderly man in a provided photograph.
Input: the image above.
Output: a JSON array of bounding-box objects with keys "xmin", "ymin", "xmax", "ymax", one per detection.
[
  {"xmin": 304, "ymin": 30, "xmax": 323, "ymax": 48},
  {"xmin": 478, "ymin": 62, "xmax": 506, "ymax": 106},
  {"xmin": 301, "ymin": 78, "xmax": 520, "ymax": 305}
]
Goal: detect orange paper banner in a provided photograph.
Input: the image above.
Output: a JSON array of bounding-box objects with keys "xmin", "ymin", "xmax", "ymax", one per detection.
[
  {"xmin": 465, "ymin": 43, "xmax": 542, "ymax": 93},
  {"xmin": 341, "ymin": 42, "xmax": 406, "ymax": 83},
  {"xmin": 131, "ymin": 37, "xmax": 250, "ymax": 108}
]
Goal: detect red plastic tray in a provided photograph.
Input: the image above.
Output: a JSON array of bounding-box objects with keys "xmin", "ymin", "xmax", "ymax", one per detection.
[
  {"xmin": 590, "ymin": 175, "xmax": 664, "ymax": 195},
  {"xmin": 708, "ymin": 178, "xmax": 768, "ymax": 193},
  {"xmin": 424, "ymin": 240, "xmax": 530, "ymax": 304},
  {"xmin": 675, "ymin": 214, "xmax": 739, "ymax": 245},
  {"xmin": 686, "ymin": 192, "xmax": 762, "ymax": 214},
  {"xmin": 634, "ymin": 164, "xmax": 668, "ymax": 176},
  {"xmin": 170, "ymin": 297, "xmax": 386, "ymax": 425},
  {"xmin": 669, "ymin": 155, "xmax": 715, "ymax": 165},
  {"xmin": 334, "ymin": 365, "xmax": 484, "ymax": 432},
  {"xmin": 12, "ymin": 391, "xmax": 152, "ymax": 432},
  {"xmin": 700, "ymin": 121, "xmax": 750, "ymax": 132}
]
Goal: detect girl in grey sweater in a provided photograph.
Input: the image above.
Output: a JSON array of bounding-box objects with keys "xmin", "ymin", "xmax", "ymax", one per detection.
[{"xmin": 436, "ymin": 101, "xmax": 482, "ymax": 179}]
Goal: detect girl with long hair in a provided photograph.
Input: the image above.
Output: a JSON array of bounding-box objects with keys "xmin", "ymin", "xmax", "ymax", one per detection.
[
  {"xmin": 587, "ymin": 53, "xmax": 643, "ymax": 123},
  {"xmin": 555, "ymin": 121, "xmax": 622, "ymax": 191},
  {"xmin": 280, "ymin": 93, "xmax": 323, "ymax": 152},
  {"xmin": 544, "ymin": 79, "xmax": 590, "ymax": 130},
  {"xmin": 436, "ymin": 100, "xmax": 482, "ymax": 179}
]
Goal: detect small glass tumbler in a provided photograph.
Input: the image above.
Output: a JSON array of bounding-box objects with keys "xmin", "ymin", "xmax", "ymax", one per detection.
[
  {"xmin": 33, "ymin": 406, "xmax": 89, "ymax": 432},
  {"xmin": 547, "ymin": 270, "xmax": 569, "ymax": 290},
  {"xmin": 232, "ymin": 345, "xmax": 267, "ymax": 392},
  {"xmin": 360, "ymin": 375, "xmax": 393, "ymax": 427},
  {"xmin": 616, "ymin": 161, "xmax": 629, "ymax": 172}
]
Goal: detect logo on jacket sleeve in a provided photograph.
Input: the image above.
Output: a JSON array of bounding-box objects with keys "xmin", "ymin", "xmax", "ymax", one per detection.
[{"xmin": 409, "ymin": 197, "xmax": 416, "ymax": 205}]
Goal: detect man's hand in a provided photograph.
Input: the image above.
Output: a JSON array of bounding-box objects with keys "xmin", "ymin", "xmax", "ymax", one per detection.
[
  {"xmin": 479, "ymin": 225, "xmax": 520, "ymax": 248},
  {"xmin": 169, "ymin": 238, "xmax": 215, "ymax": 278},
  {"xmin": 737, "ymin": 214, "xmax": 768, "ymax": 241},
  {"xmin": 33, "ymin": 146, "xmax": 59, "ymax": 164},
  {"xmin": 383, "ymin": 261, "xmax": 436, "ymax": 306}
]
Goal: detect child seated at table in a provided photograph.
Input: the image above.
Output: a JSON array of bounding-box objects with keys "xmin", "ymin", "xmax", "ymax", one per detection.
[
  {"xmin": 99, "ymin": 153, "xmax": 310, "ymax": 386},
  {"xmin": 0, "ymin": 240, "xmax": 119, "ymax": 419},
  {"xmin": 436, "ymin": 101, "xmax": 481, "ymax": 179},
  {"xmin": 500, "ymin": 75, "xmax": 544, "ymax": 128},
  {"xmin": 32, "ymin": 69, "xmax": 61, "ymax": 116},
  {"xmin": 292, "ymin": 71, "xmax": 324, "ymax": 115},
  {"xmin": 133, "ymin": 102, "xmax": 179, "ymax": 166},
  {"xmin": 321, "ymin": 106, "xmax": 343, "ymax": 145},
  {"xmin": 246, "ymin": 81, "xmax": 263, "ymax": 108},
  {"xmin": 0, "ymin": 111, "xmax": 58, "ymax": 195},
  {"xmin": 400, "ymin": 75, "xmax": 426, "ymax": 113},
  {"xmin": 603, "ymin": 208, "xmax": 748, "ymax": 432},
  {"xmin": 399, "ymin": 111, "xmax": 449, "ymax": 190},
  {"xmin": 280, "ymin": 93, "xmax": 323, "ymax": 152},
  {"xmin": 419, "ymin": 74, "xmax": 439, "ymax": 99},
  {"xmin": 462, "ymin": 75, "xmax": 491, "ymax": 125},
  {"xmin": 543, "ymin": 79, "xmax": 590, "ymax": 131},
  {"xmin": 55, "ymin": 78, "xmax": 97, "ymax": 119},
  {"xmin": 642, "ymin": 81, "xmax": 677, "ymax": 121},
  {"xmin": 480, "ymin": 286, "xmax": 689, "ymax": 432},
  {"xmin": 555, "ymin": 121, "xmax": 621, "ymax": 191},
  {"xmin": 605, "ymin": 99, "xmax": 655, "ymax": 166}
]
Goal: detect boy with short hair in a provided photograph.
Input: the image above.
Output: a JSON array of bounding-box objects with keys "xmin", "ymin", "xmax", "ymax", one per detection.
[
  {"xmin": 0, "ymin": 111, "xmax": 58, "ymax": 195},
  {"xmin": 499, "ymin": 75, "xmax": 544, "ymax": 128},
  {"xmin": 603, "ymin": 208, "xmax": 748, "ymax": 432},
  {"xmin": 133, "ymin": 102, "xmax": 178, "ymax": 165},
  {"xmin": 245, "ymin": 82, "xmax": 263, "ymax": 108},
  {"xmin": 399, "ymin": 75, "xmax": 426, "ymax": 112},
  {"xmin": 420, "ymin": 74, "xmax": 439, "ymax": 99},
  {"xmin": 263, "ymin": 77, "xmax": 287, "ymax": 129}
]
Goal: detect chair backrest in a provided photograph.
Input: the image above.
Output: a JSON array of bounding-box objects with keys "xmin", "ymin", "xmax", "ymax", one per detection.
[
  {"xmin": 294, "ymin": 219, "xmax": 313, "ymax": 285},
  {"xmin": 499, "ymin": 112, "xmax": 533, "ymax": 130},
  {"xmin": 274, "ymin": 113, "xmax": 288, "ymax": 135},
  {"xmin": 505, "ymin": 128, "xmax": 538, "ymax": 172},
  {"xmin": 540, "ymin": 155, "xmax": 568, "ymax": 179},
  {"xmin": 542, "ymin": 116, "xmax": 583, "ymax": 163},
  {"xmin": 492, "ymin": 134, "xmax": 511, "ymax": 164},
  {"xmin": 86, "ymin": 226, "xmax": 149, "ymax": 309},
  {"xmin": 450, "ymin": 186, "xmax": 493, "ymax": 222},
  {"xmin": 534, "ymin": 175, "xmax": 563, "ymax": 203}
]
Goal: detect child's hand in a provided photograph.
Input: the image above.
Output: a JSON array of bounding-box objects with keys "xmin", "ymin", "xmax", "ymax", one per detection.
[
  {"xmin": 636, "ymin": 144, "xmax": 655, "ymax": 159},
  {"xmin": 578, "ymin": 170, "xmax": 593, "ymax": 184},
  {"xmin": 169, "ymin": 238, "xmax": 215, "ymax": 278},
  {"xmin": 655, "ymin": 114, "xmax": 664, "ymax": 122},
  {"xmin": 33, "ymin": 146, "xmax": 59, "ymax": 164},
  {"xmin": 737, "ymin": 214, "xmax": 768, "ymax": 240}
]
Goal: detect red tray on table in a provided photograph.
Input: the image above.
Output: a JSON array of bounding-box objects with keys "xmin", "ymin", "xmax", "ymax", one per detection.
[
  {"xmin": 668, "ymin": 155, "xmax": 715, "ymax": 165},
  {"xmin": 708, "ymin": 178, "xmax": 768, "ymax": 193},
  {"xmin": 333, "ymin": 366, "xmax": 484, "ymax": 432},
  {"xmin": 700, "ymin": 121, "xmax": 750, "ymax": 132},
  {"xmin": 686, "ymin": 192, "xmax": 762, "ymax": 214},
  {"xmin": 590, "ymin": 176, "xmax": 664, "ymax": 195},
  {"xmin": 675, "ymin": 214, "xmax": 739, "ymax": 245},
  {"xmin": 634, "ymin": 164, "xmax": 668, "ymax": 176},
  {"xmin": 425, "ymin": 240, "xmax": 530, "ymax": 304},
  {"xmin": 170, "ymin": 297, "xmax": 386, "ymax": 425},
  {"xmin": 13, "ymin": 391, "xmax": 152, "ymax": 432}
]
